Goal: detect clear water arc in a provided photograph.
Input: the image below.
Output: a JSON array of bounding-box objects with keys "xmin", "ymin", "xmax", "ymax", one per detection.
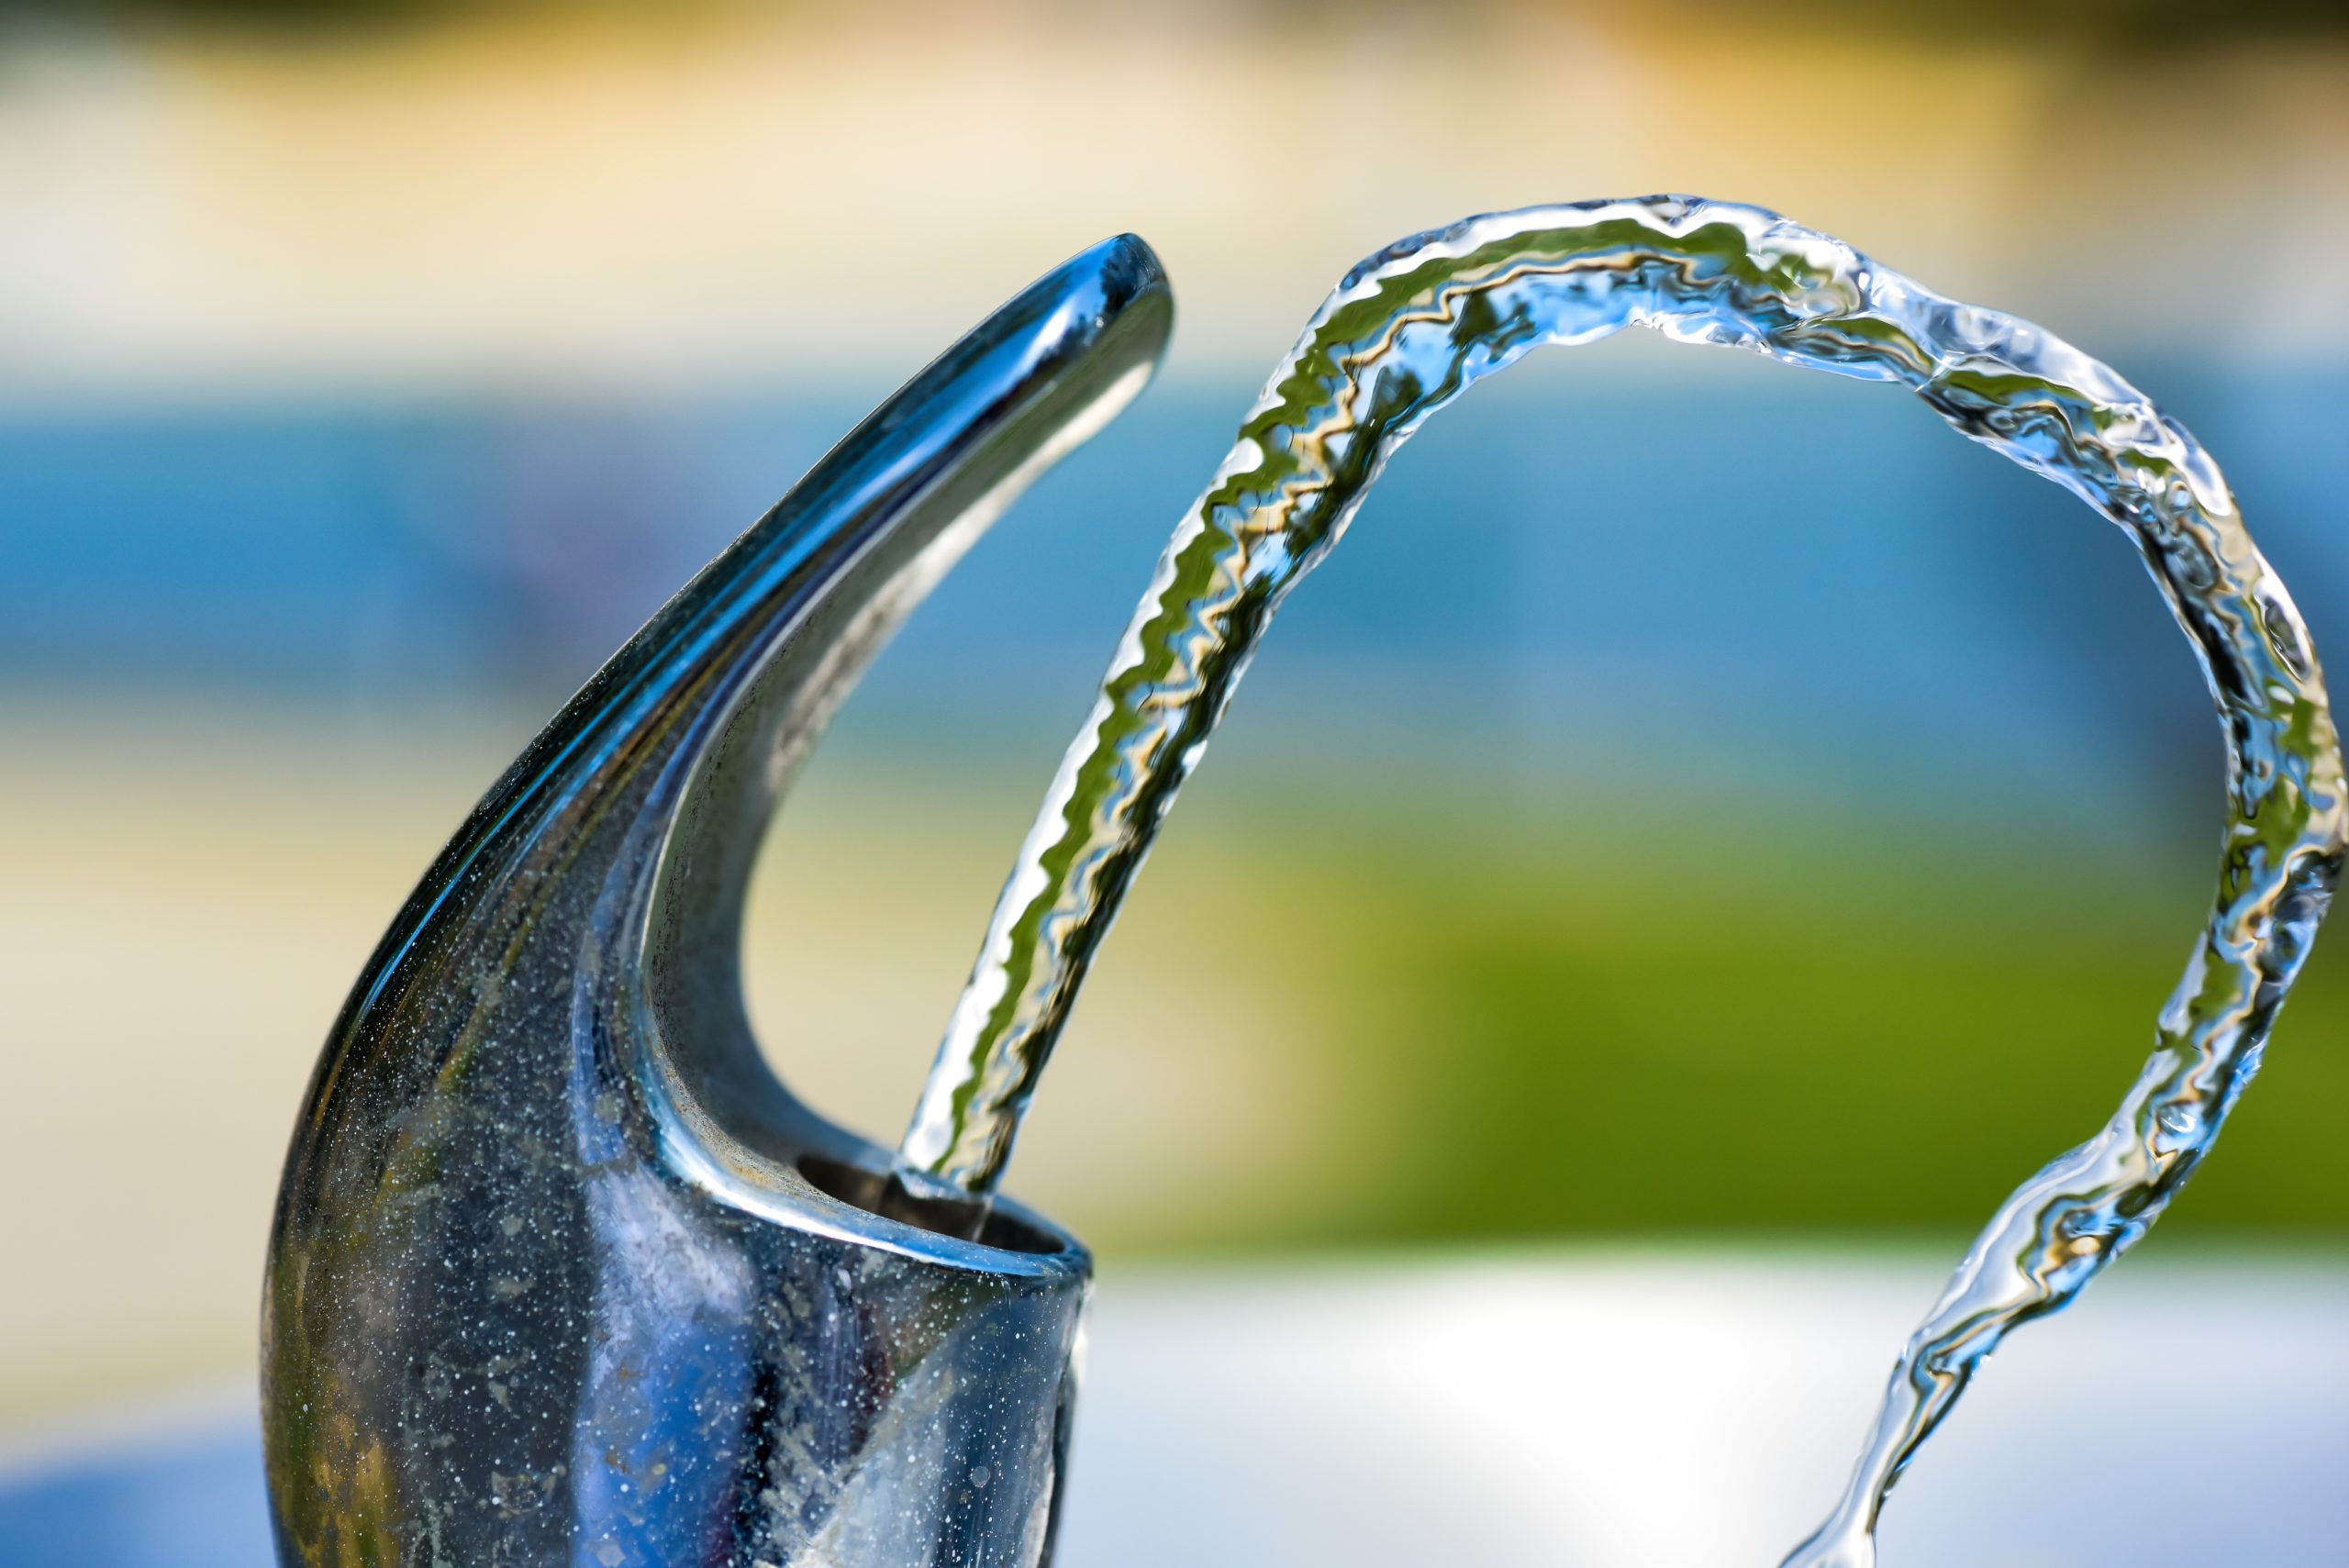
[{"xmin": 896, "ymin": 195, "xmax": 2346, "ymax": 1564}]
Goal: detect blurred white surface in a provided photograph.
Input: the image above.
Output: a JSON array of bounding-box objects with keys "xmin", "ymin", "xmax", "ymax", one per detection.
[
  {"xmin": 5, "ymin": 1253, "xmax": 2343, "ymax": 1566},
  {"xmin": 1063, "ymin": 1254, "xmax": 2349, "ymax": 1566}
]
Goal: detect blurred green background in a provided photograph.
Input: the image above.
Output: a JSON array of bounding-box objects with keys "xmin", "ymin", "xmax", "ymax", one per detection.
[{"xmin": 3, "ymin": 0, "xmax": 2346, "ymax": 1429}]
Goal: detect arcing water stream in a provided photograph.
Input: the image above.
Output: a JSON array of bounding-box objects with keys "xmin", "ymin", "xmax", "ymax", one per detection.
[{"xmin": 896, "ymin": 196, "xmax": 2345, "ymax": 1562}]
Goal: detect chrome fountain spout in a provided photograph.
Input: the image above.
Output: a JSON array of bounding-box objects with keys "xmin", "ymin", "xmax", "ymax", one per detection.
[{"xmin": 262, "ymin": 237, "xmax": 1173, "ymax": 1568}]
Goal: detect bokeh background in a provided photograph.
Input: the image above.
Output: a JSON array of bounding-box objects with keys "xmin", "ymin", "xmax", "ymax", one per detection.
[{"xmin": 4, "ymin": 0, "xmax": 2347, "ymax": 1495}]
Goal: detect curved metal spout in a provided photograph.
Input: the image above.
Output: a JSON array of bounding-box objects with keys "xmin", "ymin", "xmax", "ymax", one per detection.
[{"xmin": 263, "ymin": 237, "xmax": 1172, "ymax": 1568}]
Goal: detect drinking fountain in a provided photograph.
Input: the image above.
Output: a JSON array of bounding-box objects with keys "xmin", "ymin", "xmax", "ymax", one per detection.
[
  {"xmin": 253, "ymin": 197, "xmax": 2341, "ymax": 1568},
  {"xmin": 262, "ymin": 235, "xmax": 1171, "ymax": 1568}
]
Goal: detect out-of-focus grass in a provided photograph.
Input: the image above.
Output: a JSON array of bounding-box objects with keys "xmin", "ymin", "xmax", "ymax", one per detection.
[
  {"xmin": 4, "ymin": 715, "xmax": 2338, "ymax": 1426},
  {"xmin": 1065, "ymin": 772, "xmax": 2348, "ymax": 1251}
]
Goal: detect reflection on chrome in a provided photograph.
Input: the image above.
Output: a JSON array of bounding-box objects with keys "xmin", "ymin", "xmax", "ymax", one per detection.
[{"xmin": 263, "ymin": 236, "xmax": 1172, "ymax": 1568}]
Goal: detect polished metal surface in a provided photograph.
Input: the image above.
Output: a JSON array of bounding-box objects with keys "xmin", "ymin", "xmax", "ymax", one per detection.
[{"xmin": 262, "ymin": 237, "xmax": 1172, "ymax": 1568}]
